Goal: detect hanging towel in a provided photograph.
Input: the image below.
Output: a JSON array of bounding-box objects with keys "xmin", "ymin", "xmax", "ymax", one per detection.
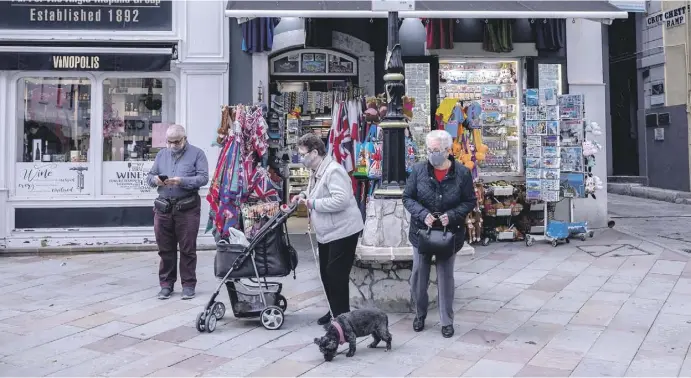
[
  {"xmin": 304, "ymin": 18, "xmax": 333, "ymax": 48},
  {"xmin": 421, "ymin": 19, "xmax": 454, "ymax": 50},
  {"xmin": 483, "ymin": 20, "xmax": 514, "ymax": 53},
  {"xmin": 242, "ymin": 18, "xmax": 280, "ymax": 53},
  {"xmin": 534, "ymin": 19, "xmax": 565, "ymax": 52}
]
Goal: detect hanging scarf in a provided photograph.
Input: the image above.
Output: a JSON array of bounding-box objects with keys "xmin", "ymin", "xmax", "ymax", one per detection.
[
  {"xmin": 241, "ymin": 18, "xmax": 280, "ymax": 53},
  {"xmin": 421, "ymin": 19, "xmax": 454, "ymax": 50},
  {"xmin": 483, "ymin": 20, "xmax": 513, "ymax": 53}
]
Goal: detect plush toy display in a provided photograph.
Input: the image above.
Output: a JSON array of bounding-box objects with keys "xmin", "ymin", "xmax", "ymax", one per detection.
[{"xmin": 465, "ymin": 183, "xmax": 485, "ymax": 244}]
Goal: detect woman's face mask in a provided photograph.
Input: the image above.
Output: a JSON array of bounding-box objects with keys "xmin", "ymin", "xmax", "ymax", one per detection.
[
  {"xmin": 427, "ymin": 150, "xmax": 448, "ymax": 168},
  {"xmin": 299, "ymin": 149, "xmax": 318, "ymax": 169}
]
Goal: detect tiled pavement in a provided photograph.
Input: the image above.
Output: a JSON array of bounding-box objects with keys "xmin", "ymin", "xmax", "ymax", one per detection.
[{"xmin": 3, "ymin": 229, "xmax": 691, "ymax": 376}]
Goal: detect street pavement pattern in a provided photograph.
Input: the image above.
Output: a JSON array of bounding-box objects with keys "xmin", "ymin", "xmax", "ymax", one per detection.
[{"xmin": 2, "ymin": 227, "xmax": 691, "ymax": 376}]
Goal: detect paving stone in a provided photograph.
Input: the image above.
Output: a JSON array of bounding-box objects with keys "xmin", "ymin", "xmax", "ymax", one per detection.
[
  {"xmin": 453, "ymin": 310, "xmax": 492, "ymax": 325},
  {"xmin": 152, "ymin": 326, "xmax": 200, "ymax": 344},
  {"xmin": 589, "ymin": 291, "xmax": 630, "ymax": 305},
  {"xmin": 3, "ymin": 330, "xmax": 102, "ymax": 365},
  {"xmin": 625, "ymin": 353, "xmax": 684, "ymax": 376},
  {"xmin": 479, "ymin": 282, "xmax": 528, "ymax": 302},
  {"xmin": 632, "ymin": 273, "xmax": 677, "ymax": 300},
  {"xmin": 459, "ymin": 259, "xmax": 502, "ymax": 274},
  {"xmin": 302, "ymin": 357, "xmax": 372, "ymax": 377},
  {"xmin": 148, "ymin": 366, "xmax": 200, "ymax": 377},
  {"xmin": 571, "ymin": 357, "xmax": 629, "ymax": 376},
  {"xmin": 169, "ymin": 353, "xmax": 231, "ymax": 375},
  {"xmin": 67, "ymin": 312, "xmax": 120, "ymax": 329},
  {"xmin": 464, "ymin": 299, "xmax": 505, "ymax": 313},
  {"xmin": 504, "ymin": 289, "xmax": 555, "ymax": 312},
  {"xmin": 83, "ymin": 320, "xmax": 138, "ymax": 338},
  {"xmin": 202, "ymin": 347, "xmax": 289, "ymax": 377},
  {"xmin": 545, "ymin": 325, "xmax": 603, "ymax": 353},
  {"xmin": 408, "ymin": 355, "xmax": 474, "ymax": 377},
  {"xmin": 541, "ymin": 290, "xmax": 593, "ymax": 313},
  {"xmin": 462, "ymin": 358, "xmax": 525, "ymax": 377},
  {"xmin": 515, "ymin": 364, "xmax": 571, "ymax": 377},
  {"xmin": 660, "ymin": 293, "xmax": 691, "ymax": 316},
  {"xmin": 504, "ymin": 269, "xmax": 550, "ymax": 285},
  {"xmin": 84, "ymin": 335, "xmax": 142, "ymax": 353},
  {"xmin": 529, "ymin": 348, "xmax": 583, "ymax": 370},
  {"xmin": 550, "ymin": 260, "xmax": 591, "ymax": 276},
  {"xmin": 437, "ymin": 341, "xmax": 492, "ymax": 362},
  {"xmin": 608, "ymin": 297, "xmax": 665, "ymax": 334},
  {"xmin": 476, "ymin": 308, "xmax": 534, "ymax": 334},
  {"xmin": 586, "ymin": 329, "xmax": 645, "ymax": 363},
  {"xmin": 529, "ymin": 275, "xmax": 574, "ymax": 292},
  {"xmin": 482, "ymin": 340, "xmax": 541, "ymax": 364},
  {"xmin": 47, "ymin": 350, "xmax": 145, "ymax": 376},
  {"xmin": 649, "ymin": 260, "xmax": 685, "ymax": 276},
  {"xmin": 105, "ymin": 346, "xmax": 199, "ymax": 376},
  {"xmin": 562, "ymin": 275, "xmax": 608, "ymax": 294},
  {"xmin": 457, "ymin": 329, "xmax": 509, "ymax": 348},
  {"xmin": 570, "ymin": 300, "xmax": 623, "ymax": 327},
  {"xmin": 359, "ymin": 351, "xmax": 432, "ymax": 376},
  {"xmin": 529, "ymin": 310, "xmax": 575, "ymax": 325},
  {"xmin": 504, "ymin": 321, "xmax": 564, "ymax": 347},
  {"xmin": 601, "ymin": 275, "xmax": 643, "ymax": 293}
]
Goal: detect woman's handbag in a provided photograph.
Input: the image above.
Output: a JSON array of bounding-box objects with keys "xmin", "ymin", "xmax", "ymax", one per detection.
[{"xmin": 417, "ymin": 227, "xmax": 455, "ymax": 260}]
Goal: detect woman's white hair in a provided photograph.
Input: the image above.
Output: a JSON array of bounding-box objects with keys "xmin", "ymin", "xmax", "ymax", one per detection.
[
  {"xmin": 425, "ymin": 130, "xmax": 453, "ymax": 150},
  {"xmin": 166, "ymin": 124, "xmax": 186, "ymax": 139}
]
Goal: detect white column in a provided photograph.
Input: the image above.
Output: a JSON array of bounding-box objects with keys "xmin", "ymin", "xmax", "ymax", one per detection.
[
  {"xmin": 179, "ymin": 0, "xmax": 229, "ymax": 240},
  {"xmin": 0, "ymin": 72, "xmax": 8, "ymax": 245},
  {"xmin": 567, "ymin": 19, "xmax": 609, "ymax": 228}
]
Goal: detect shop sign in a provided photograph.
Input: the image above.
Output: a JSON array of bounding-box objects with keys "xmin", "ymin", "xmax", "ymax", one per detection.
[
  {"xmin": 646, "ymin": 5, "xmax": 688, "ymax": 28},
  {"xmin": 0, "ymin": 51, "xmax": 171, "ymax": 71},
  {"xmin": 0, "ymin": 0, "xmax": 173, "ymax": 31},
  {"xmin": 15, "ymin": 162, "xmax": 92, "ymax": 196},
  {"xmin": 102, "ymin": 161, "xmax": 155, "ymax": 195}
]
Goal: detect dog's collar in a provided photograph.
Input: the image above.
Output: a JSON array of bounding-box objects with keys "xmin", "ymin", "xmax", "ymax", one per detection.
[{"xmin": 331, "ymin": 320, "xmax": 346, "ymax": 345}]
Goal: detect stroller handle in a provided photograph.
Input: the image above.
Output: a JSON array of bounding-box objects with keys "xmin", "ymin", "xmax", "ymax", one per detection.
[{"xmin": 280, "ymin": 202, "xmax": 299, "ymax": 216}]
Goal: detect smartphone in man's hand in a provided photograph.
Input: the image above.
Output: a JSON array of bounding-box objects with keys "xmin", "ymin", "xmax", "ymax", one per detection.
[{"xmin": 158, "ymin": 175, "xmax": 169, "ymax": 182}]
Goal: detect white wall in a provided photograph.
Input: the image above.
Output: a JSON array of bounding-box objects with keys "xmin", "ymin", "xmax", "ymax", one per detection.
[
  {"xmin": 567, "ymin": 19, "xmax": 609, "ymax": 228},
  {"xmin": 0, "ymin": 1, "xmax": 228, "ymax": 249}
]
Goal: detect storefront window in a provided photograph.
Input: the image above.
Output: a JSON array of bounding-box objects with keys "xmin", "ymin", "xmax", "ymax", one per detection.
[
  {"xmin": 102, "ymin": 78, "xmax": 176, "ymax": 162},
  {"xmin": 17, "ymin": 77, "xmax": 91, "ymax": 163},
  {"xmin": 101, "ymin": 77, "xmax": 176, "ymax": 195}
]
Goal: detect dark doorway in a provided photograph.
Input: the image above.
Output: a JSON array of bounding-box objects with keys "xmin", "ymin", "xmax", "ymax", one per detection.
[{"xmin": 608, "ymin": 13, "xmax": 640, "ymax": 175}]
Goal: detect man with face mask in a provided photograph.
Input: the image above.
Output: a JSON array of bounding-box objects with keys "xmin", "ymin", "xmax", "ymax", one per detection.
[
  {"xmin": 293, "ymin": 133, "xmax": 364, "ymax": 325},
  {"xmin": 402, "ymin": 130, "xmax": 476, "ymax": 338},
  {"xmin": 147, "ymin": 124, "xmax": 209, "ymax": 300}
]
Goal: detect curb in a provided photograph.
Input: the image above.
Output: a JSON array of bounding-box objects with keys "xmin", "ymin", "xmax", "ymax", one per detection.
[{"xmin": 608, "ymin": 183, "xmax": 691, "ymax": 205}]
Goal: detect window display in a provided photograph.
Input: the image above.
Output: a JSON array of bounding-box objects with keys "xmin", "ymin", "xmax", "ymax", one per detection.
[
  {"xmin": 102, "ymin": 78, "xmax": 176, "ymax": 162},
  {"xmin": 17, "ymin": 77, "xmax": 91, "ymax": 163},
  {"xmin": 439, "ymin": 61, "xmax": 521, "ymax": 176}
]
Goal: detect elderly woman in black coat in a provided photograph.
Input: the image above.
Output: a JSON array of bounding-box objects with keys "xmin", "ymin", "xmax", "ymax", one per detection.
[{"xmin": 402, "ymin": 129, "xmax": 477, "ymax": 338}]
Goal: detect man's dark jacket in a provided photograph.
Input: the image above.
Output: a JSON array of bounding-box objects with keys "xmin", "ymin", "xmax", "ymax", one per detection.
[{"xmin": 402, "ymin": 158, "xmax": 477, "ymax": 252}]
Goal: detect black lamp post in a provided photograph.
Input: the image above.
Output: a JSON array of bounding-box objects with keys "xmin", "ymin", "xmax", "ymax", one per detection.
[{"xmin": 376, "ymin": 11, "xmax": 408, "ymax": 196}]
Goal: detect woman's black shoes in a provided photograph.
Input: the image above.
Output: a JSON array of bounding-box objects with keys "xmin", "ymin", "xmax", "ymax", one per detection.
[
  {"xmin": 317, "ymin": 312, "xmax": 332, "ymax": 325},
  {"xmin": 441, "ymin": 325, "xmax": 455, "ymax": 338},
  {"xmin": 413, "ymin": 316, "xmax": 426, "ymax": 332}
]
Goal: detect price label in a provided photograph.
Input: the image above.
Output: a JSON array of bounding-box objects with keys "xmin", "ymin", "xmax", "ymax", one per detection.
[{"xmin": 372, "ymin": 0, "xmax": 415, "ymax": 12}]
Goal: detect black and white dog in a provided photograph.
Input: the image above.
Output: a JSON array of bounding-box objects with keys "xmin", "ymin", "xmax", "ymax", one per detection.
[{"xmin": 313, "ymin": 308, "xmax": 392, "ymax": 361}]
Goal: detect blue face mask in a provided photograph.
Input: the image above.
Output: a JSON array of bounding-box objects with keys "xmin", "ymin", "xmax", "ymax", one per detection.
[{"xmin": 428, "ymin": 151, "xmax": 447, "ymax": 167}]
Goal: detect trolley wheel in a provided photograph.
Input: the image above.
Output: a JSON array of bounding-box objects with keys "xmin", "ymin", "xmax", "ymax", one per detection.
[
  {"xmin": 589, "ymin": 231, "xmax": 595, "ymax": 238},
  {"xmin": 481, "ymin": 238, "xmax": 489, "ymax": 247},
  {"xmin": 275, "ymin": 294, "xmax": 288, "ymax": 312},
  {"xmin": 580, "ymin": 234, "xmax": 587, "ymax": 242},
  {"xmin": 566, "ymin": 238, "xmax": 570, "ymax": 244},
  {"xmin": 551, "ymin": 240, "xmax": 558, "ymax": 247},
  {"xmin": 195, "ymin": 312, "xmax": 206, "ymax": 333},
  {"xmin": 260, "ymin": 306, "xmax": 285, "ymax": 330},
  {"xmin": 204, "ymin": 311, "xmax": 218, "ymax": 333},
  {"xmin": 525, "ymin": 236, "xmax": 533, "ymax": 247},
  {"xmin": 211, "ymin": 302, "xmax": 226, "ymax": 320}
]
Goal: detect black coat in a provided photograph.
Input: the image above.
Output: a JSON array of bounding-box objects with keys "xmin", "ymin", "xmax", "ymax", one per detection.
[{"xmin": 402, "ymin": 158, "xmax": 477, "ymax": 252}]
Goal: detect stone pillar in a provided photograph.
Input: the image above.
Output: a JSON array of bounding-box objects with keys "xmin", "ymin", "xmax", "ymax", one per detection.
[{"xmin": 566, "ymin": 19, "xmax": 608, "ymax": 228}]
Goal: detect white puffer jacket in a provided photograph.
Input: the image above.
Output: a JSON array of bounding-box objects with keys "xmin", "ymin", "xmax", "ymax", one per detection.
[{"xmin": 303, "ymin": 156, "xmax": 364, "ymax": 244}]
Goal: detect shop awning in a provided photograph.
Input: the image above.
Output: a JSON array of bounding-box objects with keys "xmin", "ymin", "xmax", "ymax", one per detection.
[
  {"xmin": 225, "ymin": 1, "xmax": 628, "ymax": 19},
  {"xmin": 0, "ymin": 42, "xmax": 176, "ymax": 72}
]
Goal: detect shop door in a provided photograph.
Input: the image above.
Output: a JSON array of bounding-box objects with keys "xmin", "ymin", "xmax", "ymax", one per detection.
[
  {"xmin": 403, "ymin": 56, "xmax": 439, "ymax": 141},
  {"xmin": 526, "ymin": 58, "xmax": 568, "ymax": 95}
]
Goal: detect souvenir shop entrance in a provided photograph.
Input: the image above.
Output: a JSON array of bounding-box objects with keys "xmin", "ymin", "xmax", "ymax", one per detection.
[{"xmin": 226, "ymin": 1, "xmax": 629, "ymax": 236}]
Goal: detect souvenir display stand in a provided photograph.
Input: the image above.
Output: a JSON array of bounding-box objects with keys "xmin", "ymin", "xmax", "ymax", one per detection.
[
  {"xmin": 523, "ymin": 92, "xmax": 602, "ymax": 247},
  {"xmin": 206, "ymin": 105, "xmax": 283, "ymax": 241}
]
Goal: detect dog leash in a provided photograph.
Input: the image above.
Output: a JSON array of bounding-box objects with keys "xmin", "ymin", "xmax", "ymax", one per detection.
[{"xmin": 306, "ymin": 209, "xmax": 335, "ymax": 320}]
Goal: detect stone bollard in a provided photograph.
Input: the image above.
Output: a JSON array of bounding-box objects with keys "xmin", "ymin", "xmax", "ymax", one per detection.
[{"xmin": 349, "ymin": 198, "xmax": 438, "ymax": 312}]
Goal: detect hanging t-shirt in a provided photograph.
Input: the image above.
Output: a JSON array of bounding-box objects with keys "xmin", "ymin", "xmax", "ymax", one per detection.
[
  {"xmin": 421, "ymin": 19, "xmax": 454, "ymax": 50},
  {"xmin": 534, "ymin": 19, "xmax": 565, "ymax": 52}
]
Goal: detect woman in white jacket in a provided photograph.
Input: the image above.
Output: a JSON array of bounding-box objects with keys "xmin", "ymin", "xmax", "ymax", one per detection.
[{"xmin": 294, "ymin": 133, "xmax": 364, "ymax": 325}]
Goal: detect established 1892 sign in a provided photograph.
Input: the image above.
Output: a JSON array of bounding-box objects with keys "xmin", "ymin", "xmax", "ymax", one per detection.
[{"xmin": 0, "ymin": 0, "xmax": 173, "ymax": 31}]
